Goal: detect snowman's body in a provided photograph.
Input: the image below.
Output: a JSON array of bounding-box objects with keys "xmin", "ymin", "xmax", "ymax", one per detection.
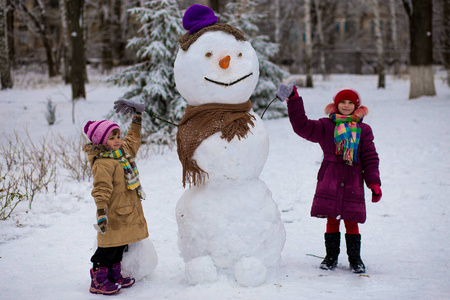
[{"xmin": 175, "ymin": 30, "xmax": 285, "ymax": 286}]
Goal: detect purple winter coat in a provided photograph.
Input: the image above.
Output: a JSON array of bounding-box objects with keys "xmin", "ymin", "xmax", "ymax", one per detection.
[{"xmin": 287, "ymin": 95, "xmax": 381, "ymax": 223}]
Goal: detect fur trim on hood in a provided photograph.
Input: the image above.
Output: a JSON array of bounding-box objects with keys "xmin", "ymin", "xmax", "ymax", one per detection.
[
  {"xmin": 324, "ymin": 103, "xmax": 369, "ymax": 118},
  {"xmin": 83, "ymin": 143, "xmax": 110, "ymax": 155}
]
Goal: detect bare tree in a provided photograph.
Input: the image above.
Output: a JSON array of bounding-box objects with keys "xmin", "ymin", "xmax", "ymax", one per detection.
[
  {"xmin": 59, "ymin": 0, "xmax": 70, "ymax": 83},
  {"xmin": 6, "ymin": 0, "xmax": 14, "ymax": 68},
  {"xmin": 304, "ymin": 0, "xmax": 313, "ymax": 87},
  {"xmin": 313, "ymin": 0, "xmax": 327, "ymax": 79},
  {"xmin": 208, "ymin": 0, "xmax": 221, "ymax": 13},
  {"xmin": 0, "ymin": 0, "xmax": 12, "ymax": 89},
  {"xmin": 441, "ymin": 0, "xmax": 450, "ymax": 87},
  {"xmin": 371, "ymin": 0, "xmax": 385, "ymax": 88},
  {"xmin": 320, "ymin": 0, "xmax": 337, "ymax": 74},
  {"xmin": 113, "ymin": 0, "xmax": 127, "ymax": 64},
  {"xmin": 14, "ymin": 0, "xmax": 58, "ymax": 77},
  {"xmin": 99, "ymin": 0, "xmax": 113, "ymax": 73},
  {"xmin": 388, "ymin": 0, "xmax": 400, "ymax": 75},
  {"xmin": 402, "ymin": 0, "xmax": 436, "ymax": 99},
  {"xmin": 65, "ymin": 0, "xmax": 86, "ymax": 101}
]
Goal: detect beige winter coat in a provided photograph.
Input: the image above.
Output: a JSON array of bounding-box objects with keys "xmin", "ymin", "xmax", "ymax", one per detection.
[{"xmin": 83, "ymin": 117, "xmax": 149, "ymax": 247}]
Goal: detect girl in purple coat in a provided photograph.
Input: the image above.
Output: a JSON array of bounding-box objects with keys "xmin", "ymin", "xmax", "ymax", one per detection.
[{"xmin": 278, "ymin": 84, "xmax": 381, "ymax": 273}]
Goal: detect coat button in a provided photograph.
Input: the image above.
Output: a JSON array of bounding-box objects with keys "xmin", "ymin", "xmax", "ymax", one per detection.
[{"xmin": 340, "ymin": 183, "xmax": 345, "ymax": 187}]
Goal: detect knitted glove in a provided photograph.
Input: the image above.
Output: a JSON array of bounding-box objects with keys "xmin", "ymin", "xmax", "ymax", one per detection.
[
  {"xmin": 275, "ymin": 81, "xmax": 296, "ymax": 102},
  {"xmin": 114, "ymin": 99, "xmax": 145, "ymax": 115},
  {"xmin": 94, "ymin": 209, "xmax": 108, "ymax": 234},
  {"xmin": 369, "ymin": 184, "xmax": 382, "ymax": 203}
]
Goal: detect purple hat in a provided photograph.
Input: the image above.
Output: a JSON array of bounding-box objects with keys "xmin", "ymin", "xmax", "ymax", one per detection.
[
  {"xmin": 183, "ymin": 4, "xmax": 218, "ymax": 35},
  {"xmin": 84, "ymin": 120, "xmax": 120, "ymax": 145}
]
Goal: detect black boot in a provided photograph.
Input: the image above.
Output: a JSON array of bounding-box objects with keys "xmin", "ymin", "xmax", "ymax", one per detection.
[
  {"xmin": 345, "ymin": 233, "xmax": 365, "ymax": 273},
  {"xmin": 320, "ymin": 232, "xmax": 340, "ymax": 270}
]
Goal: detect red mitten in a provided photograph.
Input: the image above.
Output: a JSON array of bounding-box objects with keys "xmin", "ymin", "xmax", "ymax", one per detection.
[
  {"xmin": 288, "ymin": 85, "xmax": 299, "ymax": 100},
  {"xmin": 369, "ymin": 184, "xmax": 382, "ymax": 203}
]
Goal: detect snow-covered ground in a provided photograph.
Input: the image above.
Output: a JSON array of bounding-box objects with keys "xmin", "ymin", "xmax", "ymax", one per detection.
[{"xmin": 1, "ymin": 71, "xmax": 449, "ymax": 299}]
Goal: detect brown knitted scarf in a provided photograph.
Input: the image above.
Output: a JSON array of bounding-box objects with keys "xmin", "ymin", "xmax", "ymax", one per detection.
[{"xmin": 176, "ymin": 100, "xmax": 255, "ymax": 187}]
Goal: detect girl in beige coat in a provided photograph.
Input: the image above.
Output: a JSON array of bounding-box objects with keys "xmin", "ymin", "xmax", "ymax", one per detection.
[{"xmin": 83, "ymin": 100, "xmax": 148, "ymax": 295}]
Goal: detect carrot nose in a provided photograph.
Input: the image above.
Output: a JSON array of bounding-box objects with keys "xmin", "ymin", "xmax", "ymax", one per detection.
[{"xmin": 219, "ymin": 55, "xmax": 231, "ymax": 69}]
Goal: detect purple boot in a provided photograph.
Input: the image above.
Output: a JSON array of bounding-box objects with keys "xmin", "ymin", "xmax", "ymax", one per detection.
[
  {"xmin": 90, "ymin": 267, "xmax": 121, "ymax": 295},
  {"xmin": 110, "ymin": 262, "xmax": 135, "ymax": 288}
]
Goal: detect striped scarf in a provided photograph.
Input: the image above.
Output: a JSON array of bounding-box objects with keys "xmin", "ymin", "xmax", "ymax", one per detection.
[
  {"xmin": 100, "ymin": 149, "xmax": 146, "ymax": 199},
  {"xmin": 330, "ymin": 114, "xmax": 361, "ymax": 165}
]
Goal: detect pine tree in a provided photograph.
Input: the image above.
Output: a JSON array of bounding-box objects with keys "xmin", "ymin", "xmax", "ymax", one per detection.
[
  {"xmin": 222, "ymin": 1, "xmax": 289, "ymax": 119},
  {"xmin": 107, "ymin": 0, "xmax": 185, "ymax": 145}
]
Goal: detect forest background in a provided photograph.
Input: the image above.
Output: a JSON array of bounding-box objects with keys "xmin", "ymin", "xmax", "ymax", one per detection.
[{"xmin": 1, "ymin": 0, "xmax": 448, "ymax": 105}]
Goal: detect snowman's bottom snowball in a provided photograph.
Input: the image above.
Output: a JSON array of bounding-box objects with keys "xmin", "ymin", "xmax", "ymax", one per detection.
[
  {"xmin": 121, "ymin": 238, "xmax": 158, "ymax": 281},
  {"xmin": 185, "ymin": 256, "xmax": 218, "ymax": 285},
  {"xmin": 234, "ymin": 257, "xmax": 267, "ymax": 287}
]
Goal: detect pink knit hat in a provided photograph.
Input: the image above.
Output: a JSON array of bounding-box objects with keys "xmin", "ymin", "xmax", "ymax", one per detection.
[{"xmin": 84, "ymin": 120, "xmax": 120, "ymax": 145}]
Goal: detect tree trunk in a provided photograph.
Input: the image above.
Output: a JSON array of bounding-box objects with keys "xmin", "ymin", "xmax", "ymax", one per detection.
[
  {"xmin": 389, "ymin": 0, "xmax": 400, "ymax": 75},
  {"xmin": 59, "ymin": 0, "xmax": 71, "ymax": 84},
  {"xmin": 371, "ymin": 0, "xmax": 385, "ymax": 88},
  {"xmin": 113, "ymin": 0, "xmax": 127, "ymax": 64},
  {"xmin": 313, "ymin": 0, "xmax": 327, "ymax": 80},
  {"xmin": 83, "ymin": 2, "xmax": 88, "ymax": 84},
  {"xmin": 402, "ymin": 0, "xmax": 436, "ymax": 99},
  {"xmin": 0, "ymin": 0, "xmax": 13, "ymax": 89},
  {"xmin": 99, "ymin": 0, "xmax": 113, "ymax": 73},
  {"xmin": 208, "ymin": 0, "xmax": 220, "ymax": 13},
  {"xmin": 36, "ymin": 0, "xmax": 57, "ymax": 77},
  {"xmin": 15, "ymin": 0, "xmax": 58, "ymax": 77},
  {"xmin": 6, "ymin": 0, "xmax": 14, "ymax": 68},
  {"xmin": 274, "ymin": 0, "xmax": 280, "ymax": 44},
  {"xmin": 304, "ymin": 0, "xmax": 313, "ymax": 87},
  {"xmin": 441, "ymin": 0, "xmax": 450, "ymax": 87},
  {"xmin": 66, "ymin": 0, "xmax": 86, "ymax": 100}
]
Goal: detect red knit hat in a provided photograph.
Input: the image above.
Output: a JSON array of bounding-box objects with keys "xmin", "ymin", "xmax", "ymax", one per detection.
[
  {"xmin": 84, "ymin": 120, "xmax": 120, "ymax": 145},
  {"xmin": 333, "ymin": 88, "xmax": 361, "ymax": 107}
]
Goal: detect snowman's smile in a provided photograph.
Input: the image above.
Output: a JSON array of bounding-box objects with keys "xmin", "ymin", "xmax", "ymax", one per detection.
[{"xmin": 204, "ymin": 73, "xmax": 253, "ymax": 87}]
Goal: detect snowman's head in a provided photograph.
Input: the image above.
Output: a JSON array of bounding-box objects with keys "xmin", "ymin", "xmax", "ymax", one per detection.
[{"xmin": 174, "ymin": 5, "xmax": 259, "ymax": 107}]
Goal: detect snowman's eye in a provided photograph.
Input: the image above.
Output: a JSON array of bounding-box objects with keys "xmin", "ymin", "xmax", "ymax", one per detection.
[
  {"xmin": 205, "ymin": 52, "xmax": 212, "ymax": 58},
  {"xmin": 238, "ymin": 53, "xmax": 242, "ymax": 57}
]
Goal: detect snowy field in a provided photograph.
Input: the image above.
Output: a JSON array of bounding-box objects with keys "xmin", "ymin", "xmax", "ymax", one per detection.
[{"xmin": 1, "ymin": 70, "xmax": 449, "ymax": 299}]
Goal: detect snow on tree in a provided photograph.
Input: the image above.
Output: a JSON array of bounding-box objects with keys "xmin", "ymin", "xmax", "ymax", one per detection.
[
  {"xmin": 107, "ymin": 0, "xmax": 185, "ymax": 145},
  {"xmin": 222, "ymin": 1, "xmax": 289, "ymax": 119}
]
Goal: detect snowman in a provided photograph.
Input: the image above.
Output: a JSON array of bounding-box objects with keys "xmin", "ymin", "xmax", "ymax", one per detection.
[{"xmin": 174, "ymin": 5, "xmax": 286, "ymax": 287}]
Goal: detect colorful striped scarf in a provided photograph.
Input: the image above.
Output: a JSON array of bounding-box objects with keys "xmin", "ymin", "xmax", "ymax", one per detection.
[
  {"xmin": 100, "ymin": 149, "xmax": 146, "ymax": 199},
  {"xmin": 330, "ymin": 114, "xmax": 361, "ymax": 165}
]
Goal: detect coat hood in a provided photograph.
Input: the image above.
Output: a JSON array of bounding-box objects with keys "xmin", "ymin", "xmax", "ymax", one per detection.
[
  {"xmin": 83, "ymin": 143, "xmax": 110, "ymax": 167},
  {"xmin": 324, "ymin": 103, "xmax": 369, "ymax": 118}
]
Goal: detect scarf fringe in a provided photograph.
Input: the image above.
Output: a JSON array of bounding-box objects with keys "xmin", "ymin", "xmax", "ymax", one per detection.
[
  {"xmin": 181, "ymin": 158, "xmax": 209, "ymax": 187},
  {"xmin": 221, "ymin": 114, "xmax": 255, "ymax": 141},
  {"xmin": 336, "ymin": 141, "xmax": 355, "ymax": 165},
  {"xmin": 331, "ymin": 114, "xmax": 361, "ymax": 165}
]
